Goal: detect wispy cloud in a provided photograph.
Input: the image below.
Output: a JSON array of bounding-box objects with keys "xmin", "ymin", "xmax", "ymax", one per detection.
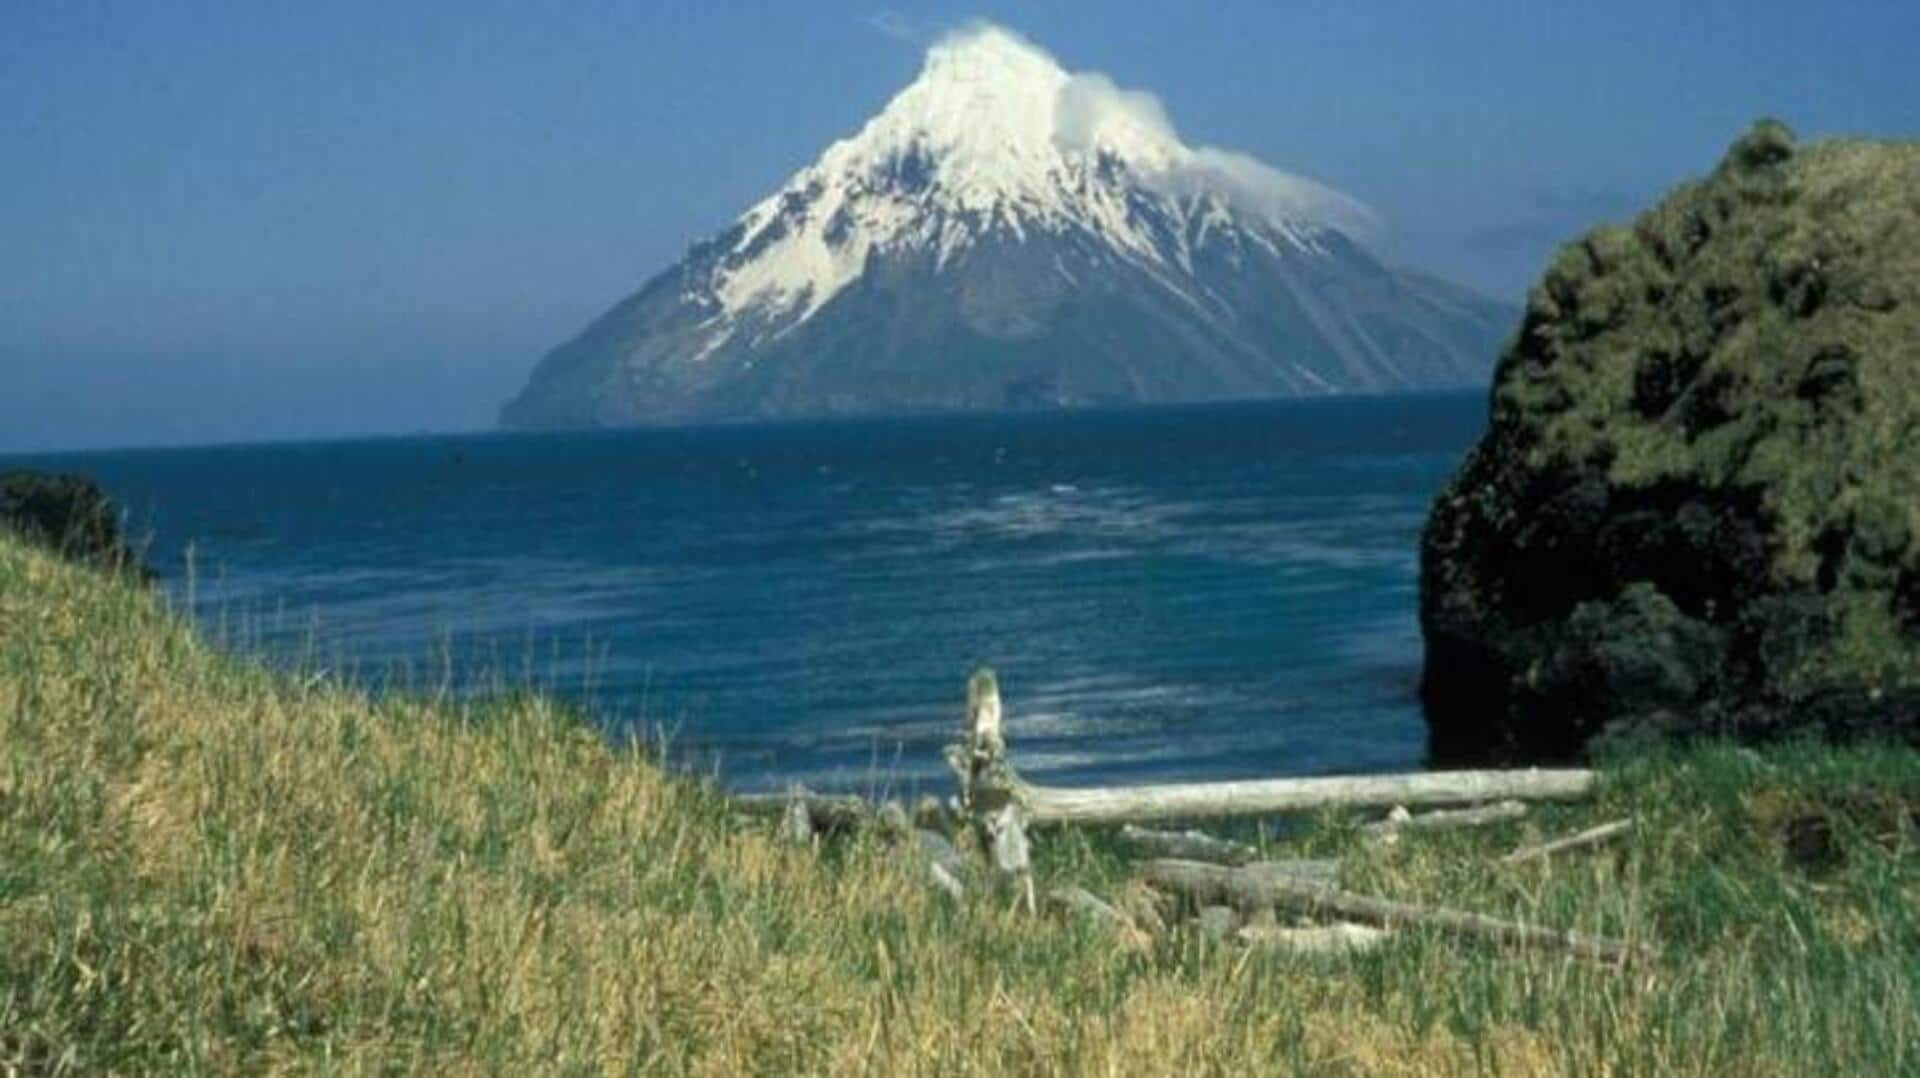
[
  {"xmin": 863, "ymin": 10, "xmax": 923, "ymax": 44},
  {"xmin": 946, "ymin": 23, "xmax": 1380, "ymax": 241}
]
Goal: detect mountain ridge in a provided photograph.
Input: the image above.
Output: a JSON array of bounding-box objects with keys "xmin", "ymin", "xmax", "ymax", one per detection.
[{"xmin": 503, "ymin": 24, "xmax": 1516, "ymax": 430}]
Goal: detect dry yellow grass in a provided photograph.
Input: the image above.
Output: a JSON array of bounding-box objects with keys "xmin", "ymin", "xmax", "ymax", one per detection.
[{"xmin": 3, "ymin": 532, "xmax": 1918, "ymax": 1074}]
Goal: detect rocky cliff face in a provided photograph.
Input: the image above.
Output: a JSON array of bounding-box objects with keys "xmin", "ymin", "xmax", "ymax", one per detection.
[
  {"xmin": 1420, "ymin": 122, "xmax": 1920, "ymax": 764},
  {"xmin": 502, "ymin": 25, "xmax": 1513, "ymax": 430}
]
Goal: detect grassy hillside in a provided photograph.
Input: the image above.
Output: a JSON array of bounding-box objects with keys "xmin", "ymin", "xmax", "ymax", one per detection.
[{"xmin": 3, "ymin": 531, "xmax": 1919, "ymax": 1073}]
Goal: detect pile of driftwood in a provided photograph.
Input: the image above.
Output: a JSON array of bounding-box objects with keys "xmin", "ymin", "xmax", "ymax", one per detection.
[{"xmin": 737, "ymin": 669, "xmax": 1651, "ymax": 966}]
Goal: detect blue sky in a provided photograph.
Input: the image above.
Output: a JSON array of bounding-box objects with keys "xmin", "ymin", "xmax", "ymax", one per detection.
[{"xmin": 4, "ymin": 1, "xmax": 1917, "ymax": 452}]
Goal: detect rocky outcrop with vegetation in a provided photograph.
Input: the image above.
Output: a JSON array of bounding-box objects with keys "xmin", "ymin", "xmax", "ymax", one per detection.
[
  {"xmin": 0, "ymin": 470, "xmax": 147, "ymax": 577},
  {"xmin": 1421, "ymin": 121, "xmax": 1920, "ymax": 763}
]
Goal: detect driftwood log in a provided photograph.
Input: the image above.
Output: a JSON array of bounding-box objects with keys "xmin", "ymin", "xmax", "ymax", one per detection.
[
  {"xmin": 742, "ymin": 772, "xmax": 1591, "ymax": 830},
  {"xmin": 1500, "ymin": 819, "xmax": 1633, "ymax": 865},
  {"xmin": 1238, "ymin": 922, "xmax": 1391, "ymax": 955},
  {"xmin": 1116, "ymin": 825, "xmax": 1256, "ymax": 865},
  {"xmin": 1143, "ymin": 859, "xmax": 1340, "ymax": 907},
  {"xmin": 1143, "ymin": 859, "xmax": 1654, "ymax": 965},
  {"xmin": 745, "ymin": 671, "xmax": 1595, "ymax": 842},
  {"xmin": 1020, "ymin": 770, "xmax": 1593, "ymax": 825},
  {"xmin": 945, "ymin": 667, "xmax": 1595, "ymax": 828},
  {"xmin": 1363, "ymin": 800, "xmax": 1530, "ymax": 838}
]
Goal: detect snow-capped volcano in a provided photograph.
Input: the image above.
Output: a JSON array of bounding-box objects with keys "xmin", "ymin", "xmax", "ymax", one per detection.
[{"xmin": 502, "ymin": 24, "xmax": 1514, "ymax": 429}]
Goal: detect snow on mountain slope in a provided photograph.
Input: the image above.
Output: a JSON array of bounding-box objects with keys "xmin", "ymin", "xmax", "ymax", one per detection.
[
  {"xmin": 697, "ymin": 25, "xmax": 1367, "ymax": 342},
  {"xmin": 501, "ymin": 23, "xmax": 1515, "ymax": 430}
]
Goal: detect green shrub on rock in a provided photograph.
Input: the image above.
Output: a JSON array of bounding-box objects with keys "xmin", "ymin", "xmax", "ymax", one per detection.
[
  {"xmin": 1421, "ymin": 120, "xmax": 1920, "ymax": 763},
  {"xmin": 0, "ymin": 471, "xmax": 148, "ymax": 578}
]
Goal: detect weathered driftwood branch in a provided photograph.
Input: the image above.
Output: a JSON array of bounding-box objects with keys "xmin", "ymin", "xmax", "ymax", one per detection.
[
  {"xmin": 1237, "ymin": 922, "xmax": 1391, "ymax": 955},
  {"xmin": 1017, "ymin": 769, "xmax": 1593, "ymax": 826},
  {"xmin": 1363, "ymin": 800, "xmax": 1529, "ymax": 838},
  {"xmin": 1117, "ymin": 825, "xmax": 1255, "ymax": 865},
  {"xmin": 946, "ymin": 668, "xmax": 1015, "ymax": 814},
  {"xmin": 944, "ymin": 668, "xmax": 1040, "ymax": 912},
  {"xmin": 1143, "ymin": 860, "xmax": 1340, "ymax": 907},
  {"xmin": 1499, "ymin": 819, "xmax": 1633, "ymax": 866},
  {"xmin": 941, "ymin": 668, "xmax": 1592, "ymax": 833},
  {"xmin": 1142, "ymin": 859, "xmax": 1653, "ymax": 965}
]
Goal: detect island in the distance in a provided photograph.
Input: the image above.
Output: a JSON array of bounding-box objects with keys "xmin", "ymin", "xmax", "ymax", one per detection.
[{"xmin": 500, "ymin": 25, "xmax": 1515, "ymax": 431}]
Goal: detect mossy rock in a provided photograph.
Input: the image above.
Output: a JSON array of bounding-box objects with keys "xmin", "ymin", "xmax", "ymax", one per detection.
[
  {"xmin": 1421, "ymin": 121, "xmax": 1920, "ymax": 763},
  {"xmin": 0, "ymin": 471, "xmax": 148, "ymax": 578}
]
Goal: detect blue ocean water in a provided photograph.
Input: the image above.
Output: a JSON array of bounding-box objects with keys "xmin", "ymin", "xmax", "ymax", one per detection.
[{"xmin": 8, "ymin": 392, "xmax": 1485, "ymax": 794}]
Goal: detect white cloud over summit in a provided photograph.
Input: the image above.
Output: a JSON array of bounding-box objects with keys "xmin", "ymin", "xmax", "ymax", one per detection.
[{"xmin": 936, "ymin": 22, "xmax": 1382, "ymax": 242}]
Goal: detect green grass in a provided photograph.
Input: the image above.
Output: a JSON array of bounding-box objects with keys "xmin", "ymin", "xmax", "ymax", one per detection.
[{"xmin": 3, "ymin": 531, "xmax": 1919, "ymax": 1074}]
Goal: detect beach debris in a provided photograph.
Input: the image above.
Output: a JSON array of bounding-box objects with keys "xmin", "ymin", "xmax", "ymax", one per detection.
[
  {"xmin": 1237, "ymin": 922, "xmax": 1391, "ymax": 955},
  {"xmin": 1143, "ymin": 858, "xmax": 1654, "ymax": 965},
  {"xmin": 1363, "ymin": 800, "xmax": 1529, "ymax": 840},
  {"xmin": 1117, "ymin": 824, "xmax": 1255, "ymax": 865},
  {"xmin": 1019, "ymin": 768, "xmax": 1595, "ymax": 826},
  {"xmin": 1499, "ymin": 819, "xmax": 1633, "ymax": 866}
]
